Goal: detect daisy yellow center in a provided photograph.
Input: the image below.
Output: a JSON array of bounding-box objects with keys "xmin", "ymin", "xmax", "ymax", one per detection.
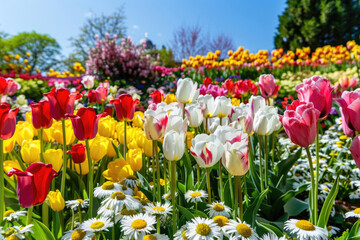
[
  {"xmin": 102, "ymin": 181, "xmax": 115, "ymax": 190},
  {"xmin": 143, "ymin": 235, "xmax": 157, "ymax": 240},
  {"xmin": 131, "ymin": 219, "xmax": 147, "ymax": 229},
  {"xmin": 327, "ymin": 226, "xmax": 332, "ymax": 231},
  {"xmin": 127, "ymin": 175, "xmax": 137, "ymax": 180},
  {"xmin": 182, "ymin": 230, "xmax": 189, "ymax": 240},
  {"xmin": 5, "ymin": 236, "xmax": 19, "ymax": 240},
  {"xmin": 195, "ymin": 223, "xmax": 211, "ymax": 236},
  {"xmin": 190, "ymin": 192, "xmax": 201, "ymax": 198},
  {"xmin": 213, "ymin": 216, "xmax": 229, "ymax": 227},
  {"xmin": 213, "ymin": 204, "xmax": 224, "ymax": 211},
  {"xmin": 4, "ymin": 210, "xmax": 15, "ymax": 217},
  {"xmin": 295, "ymin": 220, "xmax": 315, "ymax": 231},
  {"xmin": 122, "ymin": 186, "xmax": 128, "ymax": 190},
  {"xmin": 236, "ymin": 224, "xmax": 252, "ymax": 237},
  {"xmin": 76, "ymin": 199, "xmax": 84, "ymax": 203},
  {"xmin": 354, "ymin": 208, "xmax": 360, "ymax": 214},
  {"xmin": 121, "ymin": 209, "xmax": 137, "ymax": 216},
  {"xmin": 152, "ymin": 206, "xmax": 165, "ymax": 212},
  {"xmin": 90, "ymin": 221, "xmax": 105, "ymax": 230},
  {"xmin": 111, "ymin": 192, "xmax": 126, "ymax": 200},
  {"xmin": 4, "ymin": 227, "xmax": 16, "ymax": 236},
  {"xmin": 70, "ymin": 229, "xmax": 86, "ymax": 240}
]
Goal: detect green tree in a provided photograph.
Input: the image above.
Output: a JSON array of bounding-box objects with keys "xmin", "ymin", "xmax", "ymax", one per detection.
[
  {"xmin": 4, "ymin": 31, "xmax": 61, "ymax": 72},
  {"xmin": 275, "ymin": 0, "xmax": 360, "ymax": 51}
]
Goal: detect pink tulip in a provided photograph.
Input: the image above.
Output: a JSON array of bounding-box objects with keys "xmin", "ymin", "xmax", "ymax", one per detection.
[
  {"xmin": 350, "ymin": 134, "xmax": 360, "ymax": 168},
  {"xmin": 336, "ymin": 89, "xmax": 360, "ymax": 137},
  {"xmin": 280, "ymin": 100, "xmax": 320, "ymax": 148},
  {"xmin": 94, "ymin": 86, "xmax": 109, "ymax": 104},
  {"xmin": 259, "ymin": 74, "xmax": 281, "ymax": 99},
  {"xmin": 339, "ymin": 76, "xmax": 359, "ymax": 89},
  {"xmin": 295, "ymin": 76, "xmax": 333, "ymax": 119}
]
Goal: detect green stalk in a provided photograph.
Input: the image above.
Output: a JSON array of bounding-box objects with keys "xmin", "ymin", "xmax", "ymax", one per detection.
[
  {"xmin": 153, "ymin": 140, "xmax": 161, "ymax": 202},
  {"xmin": 228, "ymin": 174, "xmax": 234, "ymax": 207},
  {"xmin": 78, "ymin": 206, "xmax": 82, "ymax": 224},
  {"xmin": 272, "ymin": 132, "xmax": 275, "ymax": 168},
  {"xmin": 171, "ymin": 161, "xmax": 177, "ymax": 233},
  {"xmin": 219, "ymin": 162, "xmax": 224, "ymax": 201},
  {"xmin": 39, "ymin": 128, "xmax": 44, "ymax": 163},
  {"xmin": 264, "ymin": 136, "xmax": 268, "ymax": 189},
  {"xmin": 305, "ymin": 147, "xmax": 315, "ymax": 224},
  {"xmin": 26, "ymin": 206, "xmax": 33, "ymax": 226},
  {"xmin": 234, "ymin": 175, "xmax": 239, "ymax": 218},
  {"xmin": 85, "ymin": 139, "xmax": 94, "ymax": 218},
  {"xmin": 243, "ymin": 173, "xmax": 249, "ymax": 206},
  {"xmin": 238, "ymin": 176, "xmax": 243, "ymax": 221},
  {"xmin": 42, "ymin": 203, "xmax": 49, "ymax": 227},
  {"xmin": 71, "ymin": 209, "xmax": 75, "ymax": 230},
  {"xmin": 156, "ymin": 215, "xmax": 161, "ymax": 234},
  {"xmin": 0, "ymin": 139, "xmax": 4, "ymax": 223},
  {"xmin": 123, "ymin": 121, "xmax": 127, "ymax": 158},
  {"xmin": 164, "ymin": 157, "xmax": 167, "ymax": 191},
  {"xmin": 152, "ymin": 143, "xmax": 156, "ymax": 202},
  {"xmin": 258, "ymin": 135, "xmax": 264, "ymax": 192},
  {"xmin": 60, "ymin": 119, "xmax": 67, "ymax": 196},
  {"xmin": 314, "ymin": 121, "xmax": 320, "ymax": 225},
  {"xmin": 206, "ymin": 168, "xmax": 211, "ymax": 203},
  {"xmin": 197, "ymin": 164, "xmax": 200, "ymax": 185}
]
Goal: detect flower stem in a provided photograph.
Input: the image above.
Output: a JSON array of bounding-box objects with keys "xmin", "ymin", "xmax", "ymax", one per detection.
[
  {"xmin": 315, "ymin": 121, "xmax": 320, "ymax": 225},
  {"xmin": 219, "ymin": 162, "xmax": 224, "ymax": 201},
  {"xmin": 228, "ymin": 174, "xmax": 234, "ymax": 207},
  {"xmin": 39, "ymin": 128, "xmax": 45, "ymax": 163},
  {"xmin": 264, "ymin": 135, "xmax": 268, "ymax": 189},
  {"xmin": 0, "ymin": 139, "xmax": 4, "ymax": 224},
  {"xmin": 164, "ymin": 156, "xmax": 167, "ymax": 191},
  {"xmin": 123, "ymin": 121, "xmax": 127, "ymax": 158},
  {"xmin": 85, "ymin": 139, "xmax": 94, "ymax": 218},
  {"xmin": 305, "ymin": 147, "xmax": 315, "ymax": 224},
  {"xmin": 234, "ymin": 175, "xmax": 238, "ymax": 218},
  {"xmin": 197, "ymin": 164, "xmax": 200, "ymax": 185},
  {"xmin": 171, "ymin": 161, "xmax": 177, "ymax": 234},
  {"xmin": 206, "ymin": 168, "xmax": 211, "ymax": 204},
  {"xmin": 152, "ymin": 142, "xmax": 156, "ymax": 202},
  {"xmin": 153, "ymin": 140, "xmax": 161, "ymax": 202},
  {"xmin": 42, "ymin": 203, "xmax": 49, "ymax": 227},
  {"xmin": 258, "ymin": 135, "xmax": 264, "ymax": 193},
  {"xmin": 156, "ymin": 215, "xmax": 160, "ymax": 234},
  {"xmin": 272, "ymin": 132, "xmax": 275, "ymax": 168},
  {"xmin": 71, "ymin": 209, "xmax": 75, "ymax": 230},
  {"xmin": 78, "ymin": 206, "xmax": 82, "ymax": 224},
  {"xmin": 60, "ymin": 119, "xmax": 67, "ymax": 197},
  {"xmin": 238, "ymin": 176, "xmax": 243, "ymax": 221},
  {"xmin": 26, "ymin": 206, "xmax": 33, "ymax": 226}
]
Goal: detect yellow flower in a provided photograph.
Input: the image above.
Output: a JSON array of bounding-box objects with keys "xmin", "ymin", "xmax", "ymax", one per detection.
[
  {"xmin": 68, "ymin": 156, "xmax": 89, "ymax": 175},
  {"xmin": 143, "ymin": 138, "xmax": 155, "ymax": 158},
  {"xmin": 126, "ymin": 148, "xmax": 143, "ymax": 172},
  {"xmin": 14, "ymin": 121, "xmax": 34, "ymax": 146},
  {"xmin": 116, "ymin": 123, "xmax": 135, "ymax": 145},
  {"xmin": 43, "ymin": 127, "xmax": 55, "ymax": 142},
  {"xmin": 43, "ymin": 149, "xmax": 63, "ymax": 172},
  {"xmin": 3, "ymin": 161, "xmax": 21, "ymax": 180},
  {"xmin": 107, "ymin": 138, "xmax": 118, "ymax": 158},
  {"xmin": 132, "ymin": 112, "xmax": 144, "ymax": 129},
  {"xmin": 3, "ymin": 137, "xmax": 15, "ymax": 153},
  {"xmin": 186, "ymin": 131, "xmax": 194, "ymax": 149},
  {"xmin": 103, "ymin": 158, "xmax": 133, "ymax": 182},
  {"xmin": 21, "ymin": 140, "xmax": 40, "ymax": 164},
  {"xmin": 89, "ymin": 136, "xmax": 108, "ymax": 162},
  {"xmin": 26, "ymin": 52, "xmax": 31, "ymax": 57},
  {"xmin": 164, "ymin": 94, "xmax": 177, "ymax": 104},
  {"xmin": 46, "ymin": 190, "xmax": 65, "ymax": 212},
  {"xmin": 231, "ymin": 98, "xmax": 240, "ymax": 106},
  {"xmin": 52, "ymin": 120, "xmax": 75, "ymax": 145},
  {"xmin": 98, "ymin": 116, "xmax": 117, "ymax": 138}
]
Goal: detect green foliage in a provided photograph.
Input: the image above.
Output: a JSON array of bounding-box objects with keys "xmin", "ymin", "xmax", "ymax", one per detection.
[
  {"xmin": 275, "ymin": 0, "xmax": 360, "ymax": 51},
  {"xmin": 149, "ymin": 46, "xmax": 178, "ymax": 68}
]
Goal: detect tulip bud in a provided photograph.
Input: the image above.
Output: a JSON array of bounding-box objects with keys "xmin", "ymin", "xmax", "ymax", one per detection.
[
  {"xmin": 215, "ymin": 96, "xmax": 232, "ymax": 118},
  {"xmin": 46, "ymin": 190, "xmax": 65, "ymax": 212},
  {"xmin": 143, "ymin": 109, "xmax": 168, "ymax": 140},
  {"xmin": 253, "ymin": 106, "xmax": 281, "ymax": 136},
  {"xmin": 81, "ymin": 75, "xmax": 95, "ymax": 89},
  {"xmin": 176, "ymin": 78, "xmax": 199, "ymax": 104},
  {"xmin": 67, "ymin": 143, "xmax": 86, "ymax": 164},
  {"xmin": 21, "ymin": 140, "xmax": 40, "ymax": 164},
  {"xmin": 89, "ymin": 136, "xmax": 108, "ymax": 162},
  {"xmin": 190, "ymin": 134, "xmax": 224, "ymax": 168},
  {"xmin": 98, "ymin": 115, "xmax": 117, "ymax": 138},
  {"xmin": 185, "ymin": 103, "xmax": 203, "ymax": 128},
  {"xmin": 110, "ymin": 94, "xmax": 139, "ymax": 122},
  {"xmin": 163, "ymin": 130, "xmax": 185, "ymax": 161},
  {"xmin": 44, "ymin": 149, "xmax": 63, "ymax": 172},
  {"xmin": 198, "ymin": 94, "xmax": 220, "ymax": 118},
  {"xmin": 126, "ymin": 148, "xmax": 143, "ymax": 172}
]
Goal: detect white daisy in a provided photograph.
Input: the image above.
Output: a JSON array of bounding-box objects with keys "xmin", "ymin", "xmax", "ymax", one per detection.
[
  {"xmin": 62, "ymin": 228, "xmax": 95, "ymax": 240},
  {"xmin": 80, "ymin": 217, "xmax": 113, "ymax": 233},
  {"xmin": 222, "ymin": 219, "xmax": 258, "ymax": 240},
  {"xmin": 65, "ymin": 199, "xmax": 90, "ymax": 210},
  {"xmin": 119, "ymin": 184, "xmax": 134, "ymax": 195},
  {"xmin": 327, "ymin": 225, "xmax": 340, "ymax": 235},
  {"xmin": 4, "ymin": 225, "xmax": 33, "ymax": 239},
  {"xmin": 284, "ymin": 219, "xmax": 327, "ymax": 240},
  {"xmin": 184, "ymin": 190, "xmax": 208, "ymax": 203},
  {"xmin": 97, "ymin": 205, "xmax": 115, "ymax": 218},
  {"xmin": 345, "ymin": 208, "xmax": 360, "ymax": 219},
  {"xmin": 144, "ymin": 202, "xmax": 173, "ymax": 217},
  {"xmin": 3, "ymin": 210, "xmax": 27, "ymax": 222},
  {"xmin": 206, "ymin": 202, "xmax": 231, "ymax": 217},
  {"xmin": 120, "ymin": 175, "xmax": 140, "ymax": 188},
  {"xmin": 186, "ymin": 217, "xmax": 221, "ymax": 240},
  {"xmin": 102, "ymin": 191, "xmax": 142, "ymax": 213},
  {"xmin": 120, "ymin": 213, "xmax": 156, "ymax": 240},
  {"xmin": 114, "ymin": 208, "xmax": 139, "ymax": 223},
  {"xmin": 94, "ymin": 181, "xmax": 122, "ymax": 199},
  {"xmin": 261, "ymin": 233, "xmax": 287, "ymax": 240},
  {"xmin": 162, "ymin": 192, "xmax": 178, "ymax": 202},
  {"xmin": 174, "ymin": 226, "xmax": 189, "ymax": 240}
]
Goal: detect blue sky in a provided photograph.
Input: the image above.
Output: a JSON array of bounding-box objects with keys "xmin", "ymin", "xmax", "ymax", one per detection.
[{"xmin": 0, "ymin": 0, "xmax": 287, "ymax": 56}]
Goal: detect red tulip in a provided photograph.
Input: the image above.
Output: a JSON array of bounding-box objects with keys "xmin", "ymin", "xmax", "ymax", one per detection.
[
  {"xmin": 67, "ymin": 143, "xmax": 86, "ymax": 164},
  {"xmin": 104, "ymin": 107, "xmax": 113, "ymax": 117},
  {"xmin": 280, "ymin": 100, "xmax": 320, "ymax": 148},
  {"xmin": 44, "ymin": 88, "xmax": 82, "ymax": 121},
  {"xmin": 295, "ymin": 76, "xmax": 333, "ymax": 119},
  {"xmin": 150, "ymin": 90, "xmax": 164, "ymax": 104},
  {"xmin": 110, "ymin": 94, "xmax": 139, "ymax": 121},
  {"xmin": 94, "ymin": 86, "xmax": 108, "ymax": 104},
  {"xmin": 66, "ymin": 107, "xmax": 104, "ymax": 140},
  {"xmin": 7, "ymin": 162, "xmax": 57, "ymax": 208},
  {"xmin": 336, "ymin": 89, "xmax": 360, "ymax": 137},
  {"xmin": 259, "ymin": 74, "xmax": 281, "ymax": 99},
  {"xmin": 222, "ymin": 79, "xmax": 234, "ymax": 96},
  {"xmin": 30, "ymin": 100, "xmax": 53, "ymax": 129},
  {"xmin": 203, "ymin": 77, "xmax": 212, "ymax": 87},
  {"xmin": 87, "ymin": 90, "xmax": 97, "ymax": 104},
  {"xmin": 0, "ymin": 78, "xmax": 7, "ymax": 95},
  {"xmin": 0, "ymin": 102, "xmax": 19, "ymax": 139}
]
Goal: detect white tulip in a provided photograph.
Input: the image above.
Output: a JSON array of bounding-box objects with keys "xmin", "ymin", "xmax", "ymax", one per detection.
[
  {"xmin": 185, "ymin": 103, "xmax": 203, "ymax": 128},
  {"xmin": 214, "ymin": 125, "xmax": 235, "ymax": 144},
  {"xmin": 176, "ymin": 78, "xmax": 199, "ymax": 104},
  {"xmin": 249, "ymin": 95, "xmax": 266, "ymax": 116},
  {"xmin": 215, "ymin": 96, "xmax": 232, "ymax": 118},
  {"xmin": 253, "ymin": 106, "xmax": 281, "ymax": 136},
  {"xmin": 165, "ymin": 114, "xmax": 187, "ymax": 134},
  {"xmin": 198, "ymin": 94, "xmax": 220, "ymax": 118},
  {"xmin": 208, "ymin": 117, "xmax": 220, "ymax": 133},
  {"xmin": 163, "ymin": 130, "xmax": 185, "ymax": 161},
  {"xmin": 190, "ymin": 134, "xmax": 224, "ymax": 168},
  {"xmin": 81, "ymin": 75, "xmax": 95, "ymax": 89},
  {"xmin": 143, "ymin": 109, "xmax": 168, "ymax": 140}
]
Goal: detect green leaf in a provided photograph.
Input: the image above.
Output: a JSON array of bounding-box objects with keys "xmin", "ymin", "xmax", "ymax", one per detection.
[
  {"xmin": 284, "ymin": 198, "xmax": 308, "ymax": 216},
  {"xmin": 256, "ymin": 221, "xmax": 284, "ymax": 237},
  {"xmin": 178, "ymin": 205, "xmax": 194, "ymax": 221},
  {"xmin": 346, "ymin": 219, "xmax": 360, "ymax": 240},
  {"xmin": 189, "ymin": 209, "xmax": 208, "ymax": 218},
  {"xmin": 317, "ymin": 175, "xmax": 340, "ymax": 228},
  {"xmin": 275, "ymin": 148, "xmax": 301, "ymax": 178},
  {"xmin": 244, "ymin": 187, "xmax": 269, "ymax": 227},
  {"xmin": 31, "ymin": 219, "xmax": 56, "ymax": 240},
  {"xmin": 184, "ymin": 151, "xmax": 194, "ymax": 191}
]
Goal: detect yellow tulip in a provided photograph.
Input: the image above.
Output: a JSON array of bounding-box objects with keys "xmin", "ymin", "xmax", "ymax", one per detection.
[
  {"xmin": 43, "ymin": 127, "xmax": 55, "ymax": 142},
  {"xmin": 127, "ymin": 139, "xmax": 139, "ymax": 149},
  {"xmin": 103, "ymin": 158, "xmax": 133, "ymax": 182},
  {"xmin": 46, "ymin": 190, "xmax": 65, "ymax": 212},
  {"xmin": 134, "ymin": 133, "xmax": 145, "ymax": 149},
  {"xmin": 43, "ymin": 149, "xmax": 63, "ymax": 172},
  {"xmin": 116, "ymin": 123, "xmax": 135, "ymax": 145},
  {"xmin": 164, "ymin": 93, "xmax": 177, "ymax": 104},
  {"xmin": 126, "ymin": 148, "xmax": 143, "ymax": 172},
  {"xmin": 132, "ymin": 111, "xmax": 144, "ymax": 129},
  {"xmin": 3, "ymin": 160, "xmax": 21, "ymax": 179},
  {"xmin": 98, "ymin": 116, "xmax": 117, "ymax": 138},
  {"xmin": 107, "ymin": 138, "xmax": 118, "ymax": 158},
  {"xmin": 52, "ymin": 120, "xmax": 75, "ymax": 145},
  {"xmin": 3, "ymin": 137, "xmax": 15, "ymax": 153},
  {"xmin": 89, "ymin": 136, "xmax": 108, "ymax": 162},
  {"xmin": 186, "ymin": 131, "xmax": 194, "ymax": 149},
  {"xmin": 21, "ymin": 140, "xmax": 40, "ymax": 164},
  {"xmin": 14, "ymin": 121, "xmax": 34, "ymax": 146},
  {"xmin": 143, "ymin": 138, "xmax": 155, "ymax": 158}
]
